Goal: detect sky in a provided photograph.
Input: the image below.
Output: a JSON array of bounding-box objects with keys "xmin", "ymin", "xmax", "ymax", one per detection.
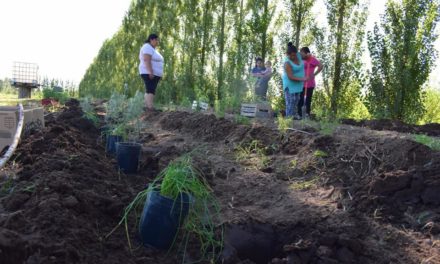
[
  {"xmin": 0, "ymin": 0, "xmax": 439, "ymax": 87},
  {"xmin": 0, "ymin": 0, "xmax": 132, "ymax": 85}
]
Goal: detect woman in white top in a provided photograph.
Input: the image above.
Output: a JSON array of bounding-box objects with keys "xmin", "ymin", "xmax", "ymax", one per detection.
[{"xmin": 139, "ymin": 33, "xmax": 164, "ymax": 111}]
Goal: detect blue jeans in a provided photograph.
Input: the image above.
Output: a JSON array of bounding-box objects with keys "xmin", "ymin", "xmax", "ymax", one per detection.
[{"xmin": 285, "ymin": 89, "xmax": 301, "ymax": 117}]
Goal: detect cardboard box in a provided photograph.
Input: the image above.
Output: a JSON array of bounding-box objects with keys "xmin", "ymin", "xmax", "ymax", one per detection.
[
  {"xmin": 240, "ymin": 103, "xmax": 272, "ymax": 118},
  {"xmin": 191, "ymin": 101, "xmax": 209, "ymax": 111},
  {"xmin": 0, "ymin": 111, "xmax": 16, "ymax": 153},
  {"xmin": 0, "ymin": 106, "xmax": 45, "ymax": 152}
]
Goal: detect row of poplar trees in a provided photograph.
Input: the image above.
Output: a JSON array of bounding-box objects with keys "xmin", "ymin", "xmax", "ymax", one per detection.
[{"xmin": 79, "ymin": 0, "xmax": 439, "ymax": 123}]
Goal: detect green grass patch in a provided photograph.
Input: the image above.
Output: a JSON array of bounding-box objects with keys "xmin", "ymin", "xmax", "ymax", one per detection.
[
  {"xmin": 318, "ymin": 121, "xmax": 339, "ymax": 136},
  {"xmin": 289, "ymin": 159, "xmax": 298, "ymax": 169},
  {"xmin": 413, "ymin": 134, "xmax": 440, "ymax": 151},
  {"xmin": 289, "ymin": 177, "xmax": 319, "ymax": 190},
  {"xmin": 313, "ymin": 150, "xmax": 328, "ymax": 158},
  {"xmin": 276, "ymin": 116, "xmax": 292, "ymax": 133},
  {"xmin": 0, "ymin": 92, "xmax": 19, "ymax": 100},
  {"xmin": 235, "ymin": 140, "xmax": 270, "ymax": 170},
  {"xmin": 0, "ymin": 91, "xmax": 42, "ymax": 106},
  {"xmin": 233, "ymin": 114, "xmax": 251, "ymax": 125}
]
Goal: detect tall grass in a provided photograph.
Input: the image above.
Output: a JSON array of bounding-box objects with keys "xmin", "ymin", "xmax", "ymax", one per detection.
[{"xmin": 109, "ymin": 155, "xmax": 223, "ymax": 263}]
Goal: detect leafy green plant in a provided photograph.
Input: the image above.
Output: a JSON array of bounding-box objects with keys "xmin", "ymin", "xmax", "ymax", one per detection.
[
  {"xmin": 313, "ymin": 150, "xmax": 328, "ymax": 158},
  {"xmin": 413, "ymin": 134, "xmax": 440, "ymax": 151},
  {"xmin": 366, "ymin": 0, "xmax": 439, "ymax": 123},
  {"xmin": 214, "ymin": 100, "xmax": 225, "ymax": 118},
  {"xmin": 290, "ymin": 159, "xmax": 298, "ymax": 169},
  {"xmin": 109, "ymin": 155, "xmax": 223, "ymax": 262},
  {"xmin": 124, "ymin": 91, "xmax": 144, "ymax": 121},
  {"xmin": 235, "ymin": 140, "xmax": 270, "ymax": 170},
  {"xmin": 80, "ymin": 97, "xmax": 99, "ymax": 126},
  {"xmin": 124, "ymin": 91, "xmax": 145, "ymax": 141},
  {"xmin": 42, "ymin": 88, "xmax": 70, "ymax": 104},
  {"xmin": 104, "ymin": 92, "xmax": 128, "ymax": 140},
  {"xmin": 276, "ymin": 116, "xmax": 292, "ymax": 133},
  {"xmin": 105, "ymin": 92, "xmax": 126, "ymax": 125},
  {"xmin": 110, "ymin": 123, "xmax": 128, "ymax": 140},
  {"xmin": 419, "ymin": 88, "xmax": 440, "ymax": 124},
  {"xmin": 104, "ymin": 91, "xmax": 144, "ymax": 141}
]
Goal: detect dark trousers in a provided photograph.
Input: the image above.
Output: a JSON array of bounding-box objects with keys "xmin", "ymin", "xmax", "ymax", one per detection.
[{"xmin": 298, "ymin": 87, "xmax": 314, "ymax": 117}]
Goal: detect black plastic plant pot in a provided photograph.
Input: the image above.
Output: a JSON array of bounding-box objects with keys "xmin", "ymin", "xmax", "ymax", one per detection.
[
  {"xmin": 106, "ymin": 135, "xmax": 122, "ymax": 155},
  {"xmin": 139, "ymin": 191, "xmax": 192, "ymax": 250},
  {"xmin": 116, "ymin": 142, "xmax": 141, "ymax": 173}
]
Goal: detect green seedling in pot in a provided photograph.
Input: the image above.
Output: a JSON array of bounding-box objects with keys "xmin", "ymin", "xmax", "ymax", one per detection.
[
  {"xmin": 80, "ymin": 96, "xmax": 99, "ymax": 126},
  {"xmin": 107, "ymin": 154, "xmax": 223, "ymax": 263},
  {"xmin": 110, "ymin": 123, "xmax": 128, "ymax": 141}
]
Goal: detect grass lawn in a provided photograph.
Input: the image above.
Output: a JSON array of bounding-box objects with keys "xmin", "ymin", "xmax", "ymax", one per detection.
[{"xmin": 0, "ymin": 92, "xmax": 42, "ymax": 106}]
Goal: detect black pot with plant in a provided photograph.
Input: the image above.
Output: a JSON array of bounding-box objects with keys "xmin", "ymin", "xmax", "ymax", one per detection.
[
  {"xmin": 114, "ymin": 91, "xmax": 144, "ymax": 173},
  {"xmin": 109, "ymin": 155, "xmax": 223, "ymax": 262},
  {"xmin": 115, "ymin": 141, "xmax": 141, "ymax": 174},
  {"xmin": 104, "ymin": 92, "xmax": 127, "ymax": 155}
]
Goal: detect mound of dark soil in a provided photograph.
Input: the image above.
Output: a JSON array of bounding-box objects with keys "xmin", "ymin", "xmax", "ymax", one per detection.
[
  {"xmin": 341, "ymin": 118, "xmax": 440, "ymax": 137},
  {"xmin": 146, "ymin": 110, "xmax": 440, "ymax": 263},
  {"xmin": 2, "ymin": 105, "xmax": 439, "ymax": 264},
  {"xmin": 156, "ymin": 111, "xmax": 280, "ymax": 147},
  {"xmin": 153, "ymin": 111, "xmax": 440, "ymax": 228},
  {"xmin": 0, "ymin": 99, "xmax": 176, "ymax": 264},
  {"xmin": 317, "ymin": 129, "xmax": 440, "ymax": 231}
]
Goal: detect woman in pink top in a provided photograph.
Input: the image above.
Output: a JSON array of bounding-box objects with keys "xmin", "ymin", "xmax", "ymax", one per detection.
[{"xmin": 298, "ymin": 47, "xmax": 323, "ymax": 118}]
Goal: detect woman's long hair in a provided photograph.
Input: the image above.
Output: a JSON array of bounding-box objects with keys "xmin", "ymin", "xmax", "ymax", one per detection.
[{"xmin": 287, "ymin": 42, "xmax": 298, "ymax": 54}]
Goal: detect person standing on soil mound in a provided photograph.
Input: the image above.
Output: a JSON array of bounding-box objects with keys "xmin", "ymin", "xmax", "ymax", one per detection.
[
  {"xmin": 253, "ymin": 60, "xmax": 273, "ymax": 100},
  {"xmin": 282, "ymin": 42, "xmax": 307, "ymax": 119},
  {"xmin": 139, "ymin": 33, "xmax": 164, "ymax": 111},
  {"xmin": 251, "ymin": 57, "xmax": 267, "ymax": 100},
  {"xmin": 298, "ymin": 47, "xmax": 323, "ymax": 118}
]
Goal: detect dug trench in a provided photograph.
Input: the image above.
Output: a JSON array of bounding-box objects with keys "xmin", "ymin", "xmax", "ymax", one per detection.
[{"xmin": 0, "ymin": 100, "xmax": 438, "ymax": 263}]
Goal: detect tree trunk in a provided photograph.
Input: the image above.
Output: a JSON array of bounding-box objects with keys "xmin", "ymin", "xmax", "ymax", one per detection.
[
  {"xmin": 200, "ymin": 0, "xmax": 211, "ymax": 98},
  {"xmin": 261, "ymin": 0, "xmax": 269, "ymax": 62},
  {"xmin": 235, "ymin": 0, "xmax": 245, "ymax": 78},
  {"xmin": 331, "ymin": 0, "xmax": 346, "ymax": 119},
  {"xmin": 217, "ymin": 0, "xmax": 227, "ymax": 101},
  {"xmin": 294, "ymin": 0, "xmax": 303, "ymax": 48}
]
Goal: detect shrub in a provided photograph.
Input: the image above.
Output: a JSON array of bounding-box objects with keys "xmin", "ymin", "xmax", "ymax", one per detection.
[{"xmin": 42, "ymin": 88, "xmax": 69, "ymax": 104}]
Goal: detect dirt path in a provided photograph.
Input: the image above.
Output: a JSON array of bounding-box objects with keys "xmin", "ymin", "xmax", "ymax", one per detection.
[{"xmin": 0, "ymin": 102, "xmax": 439, "ymax": 263}]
